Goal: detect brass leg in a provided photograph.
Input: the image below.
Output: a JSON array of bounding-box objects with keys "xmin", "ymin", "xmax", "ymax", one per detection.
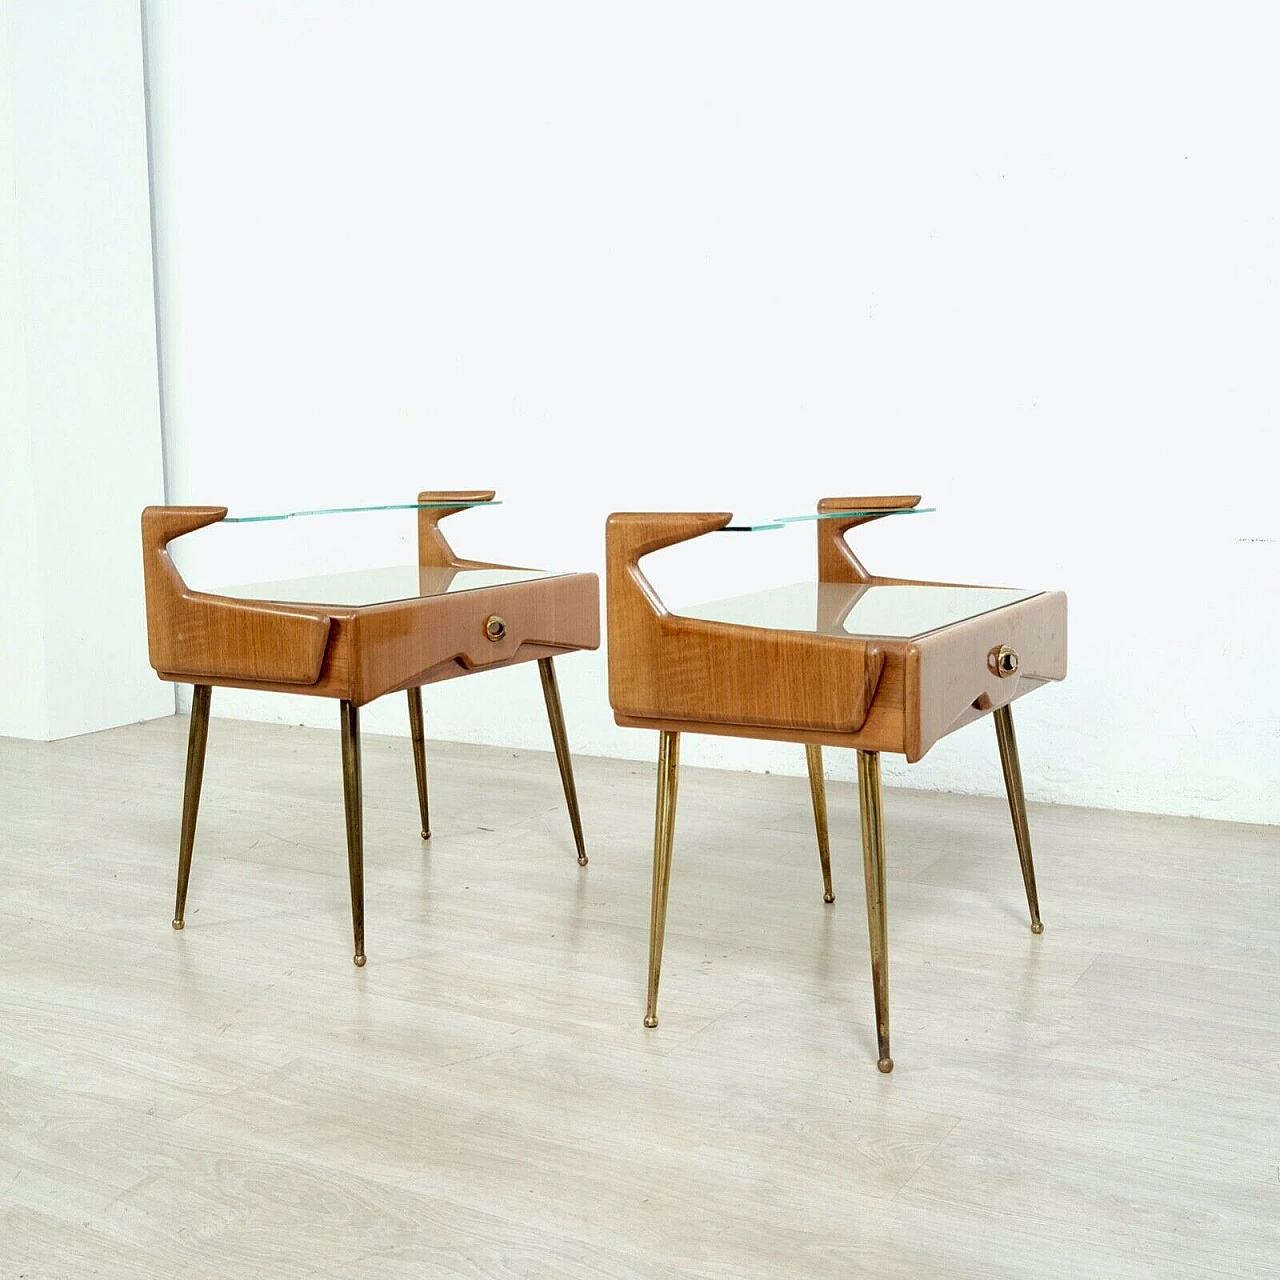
[
  {"xmin": 857, "ymin": 750, "xmax": 893, "ymax": 1073},
  {"xmin": 994, "ymin": 704, "xmax": 1044, "ymax": 934},
  {"xmin": 406, "ymin": 687, "xmax": 431, "ymax": 840},
  {"xmin": 537, "ymin": 657, "xmax": 588, "ymax": 865},
  {"xmin": 340, "ymin": 700, "xmax": 367, "ymax": 966},
  {"xmin": 644, "ymin": 730, "xmax": 680, "ymax": 1028},
  {"xmin": 805, "ymin": 743, "xmax": 834, "ymax": 903},
  {"xmin": 172, "ymin": 684, "xmax": 212, "ymax": 930}
]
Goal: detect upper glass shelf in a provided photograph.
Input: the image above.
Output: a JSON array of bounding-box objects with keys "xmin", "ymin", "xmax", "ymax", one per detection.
[
  {"xmin": 216, "ymin": 565, "xmax": 561, "ymax": 607},
  {"xmin": 721, "ymin": 507, "xmax": 935, "ymax": 532},
  {"xmin": 679, "ymin": 582, "xmax": 1041, "ymax": 638},
  {"xmin": 217, "ymin": 501, "xmax": 925, "ymax": 529},
  {"xmin": 222, "ymin": 500, "xmax": 501, "ymax": 524}
]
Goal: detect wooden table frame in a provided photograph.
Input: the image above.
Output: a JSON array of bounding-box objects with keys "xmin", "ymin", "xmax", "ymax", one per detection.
[
  {"xmin": 142, "ymin": 490, "xmax": 599, "ymax": 965},
  {"xmin": 605, "ymin": 495, "xmax": 1067, "ymax": 1071}
]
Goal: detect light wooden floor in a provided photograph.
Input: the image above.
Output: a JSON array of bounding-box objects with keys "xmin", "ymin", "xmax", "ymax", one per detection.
[{"xmin": 1, "ymin": 714, "xmax": 1277, "ymax": 1278}]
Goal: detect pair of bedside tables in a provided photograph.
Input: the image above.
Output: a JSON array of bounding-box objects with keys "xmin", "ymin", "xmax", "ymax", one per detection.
[{"xmin": 142, "ymin": 492, "xmax": 1067, "ymax": 1072}]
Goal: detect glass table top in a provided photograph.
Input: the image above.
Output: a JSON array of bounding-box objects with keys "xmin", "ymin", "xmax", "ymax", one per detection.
[
  {"xmin": 219, "ymin": 565, "xmax": 563, "ymax": 608},
  {"xmin": 222, "ymin": 500, "xmax": 500, "ymax": 524},
  {"xmin": 678, "ymin": 582, "xmax": 1042, "ymax": 639},
  {"xmin": 720, "ymin": 507, "xmax": 935, "ymax": 532},
  {"xmin": 213, "ymin": 501, "xmax": 927, "ymax": 530}
]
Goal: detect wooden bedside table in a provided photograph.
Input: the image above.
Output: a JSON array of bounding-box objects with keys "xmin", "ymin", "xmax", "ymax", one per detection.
[
  {"xmin": 606, "ymin": 495, "xmax": 1067, "ymax": 1071},
  {"xmin": 142, "ymin": 490, "xmax": 599, "ymax": 965}
]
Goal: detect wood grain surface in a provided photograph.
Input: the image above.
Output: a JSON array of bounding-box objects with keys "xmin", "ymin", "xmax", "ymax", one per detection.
[
  {"xmin": 816, "ymin": 493, "xmax": 924, "ymax": 583},
  {"xmin": 142, "ymin": 496, "xmax": 600, "ymax": 706},
  {"xmin": 906, "ymin": 590, "xmax": 1068, "ymax": 760},
  {"xmin": 606, "ymin": 512, "xmax": 886, "ymax": 736},
  {"xmin": 2, "ymin": 716, "xmax": 1275, "ymax": 1279},
  {"xmin": 605, "ymin": 503, "xmax": 1066, "ymax": 760},
  {"xmin": 142, "ymin": 506, "xmax": 335, "ymax": 685}
]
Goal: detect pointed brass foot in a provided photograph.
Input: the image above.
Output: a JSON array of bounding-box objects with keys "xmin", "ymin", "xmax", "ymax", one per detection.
[
  {"xmin": 406, "ymin": 686, "xmax": 431, "ymax": 841},
  {"xmin": 994, "ymin": 705, "xmax": 1044, "ymax": 934},
  {"xmin": 805, "ymin": 743, "xmax": 834, "ymax": 903},
  {"xmin": 644, "ymin": 731, "xmax": 680, "ymax": 1029},
  {"xmin": 173, "ymin": 684, "xmax": 212, "ymax": 931},
  {"xmin": 538, "ymin": 657, "xmax": 588, "ymax": 865},
  {"xmin": 857, "ymin": 750, "xmax": 892, "ymax": 1073},
  {"xmin": 340, "ymin": 700, "xmax": 367, "ymax": 966}
]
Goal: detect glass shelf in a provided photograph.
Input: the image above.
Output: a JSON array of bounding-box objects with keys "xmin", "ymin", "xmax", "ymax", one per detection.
[
  {"xmin": 721, "ymin": 507, "xmax": 935, "ymax": 532},
  {"xmin": 679, "ymin": 582, "xmax": 1041, "ymax": 639},
  {"xmin": 222, "ymin": 500, "xmax": 501, "ymax": 524},
  {"xmin": 216, "ymin": 565, "xmax": 562, "ymax": 608}
]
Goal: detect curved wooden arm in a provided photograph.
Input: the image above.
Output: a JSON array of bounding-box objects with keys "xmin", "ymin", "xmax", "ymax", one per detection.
[
  {"xmin": 816, "ymin": 494, "xmax": 922, "ymax": 583},
  {"xmin": 141, "ymin": 505, "xmax": 332, "ymax": 685},
  {"xmin": 606, "ymin": 510, "xmax": 731, "ymax": 618},
  {"xmin": 416, "ymin": 489, "xmax": 499, "ymax": 568},
  {"xmin": 606, "ymin": 512, "xmax": 885, "ymax": 734}
]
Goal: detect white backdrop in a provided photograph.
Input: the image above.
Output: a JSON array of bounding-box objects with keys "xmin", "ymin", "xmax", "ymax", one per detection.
[
  {"xmin": 0, "ymin": 0, "xmax": 170, "ymax": 741},
  {"xmin": 143, "ymin": 1, "xmax": 1279, "ymax": 824}
]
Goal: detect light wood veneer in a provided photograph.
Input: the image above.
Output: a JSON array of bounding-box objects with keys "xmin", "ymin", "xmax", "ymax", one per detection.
[
  {"xmin": 607, "ymin": 498, "xmax": 1065, "ymax": 762},
  {"xmin": 140, "ymin": 490, "xmax": 599, "ymax": 964},
  {"xmin": 142, "ymin": 492, "xmax": 599, "ymax": 706},
  {"xmin": 606, "ymin": 494, "xmax": 1068, "ymax": 1071}
]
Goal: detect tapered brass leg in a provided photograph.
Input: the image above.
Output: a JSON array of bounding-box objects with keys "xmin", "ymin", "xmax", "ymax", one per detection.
[
  {"xmin": 857, "ymin": 750, "xmax": 892, "ymax": 1073},
  {"xmin": 994, "ymin": 704, "xmax": 1044, "ymax": 934},
  {"xmin": 406, "ymin": 687, "xmax": 431, "ymax": 840},
  {"xmin": 538, "ymin": 657, "xmax": 588, "ymax": 865},
  {"xmin": 172, "ymin": 684, "xmax": 212, "ymax": 930},
  {"xmin": 805, "ymin": 743, "xmax": 834, "ymax": 903},
  {"xmin": 644, "ymin": 730, "xmax": 681, "ymax": 1028},
  {"xmin": 340, "ymin": 700, "xmax": 366, "ymax": 966}
]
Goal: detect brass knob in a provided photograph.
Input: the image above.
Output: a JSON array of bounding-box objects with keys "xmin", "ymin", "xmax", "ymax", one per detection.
[
  {"xmin": 988, "ymin": 645, "xmax": 1019, "ymax": 678},
  {"xmin": 484, "ymin": 615, "xmax": 507, "ymax": 642}
]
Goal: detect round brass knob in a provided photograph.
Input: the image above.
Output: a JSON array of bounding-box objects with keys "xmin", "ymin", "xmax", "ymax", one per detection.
[
  {"xmin": 484, "ymin": 615, "xmax": 507, "ymax": 643},
  {"xmin": 988, "ymin": 645, "xmax": 1019, "ymax": 678}
]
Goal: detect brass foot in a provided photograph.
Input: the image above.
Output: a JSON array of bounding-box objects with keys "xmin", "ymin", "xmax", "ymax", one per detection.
[
  {"xmin": 539, "ymin": 658, "xmax": 588, "ymax": 865},
  {"xmin": 994, "ymin": 705, "xmax": 1045, "ymax": 934},
  {"xmin": 645, "ymin": 731, "xmax": 680, "ymax": 1034},
  {"xmin": 353, "ymin": 953, "xmax": 366, "ymax": 967},
  {"xmin": 805, "ymin": 744, "xmax": 835, "ymax": 905},
  {"xmin": 858, "ymin": 750, "xmax": 893, "ymax": 1075},
  {"xmin": 407, "ymin": 687, "xmax": 431, "ymax": 845},
  {"xmin": 341, "ymin": 700, "xmax": 367, "ymax": 970},
  {"xmin": 173, "ymin": 683, "xmax": 212, "ymax": 933}
]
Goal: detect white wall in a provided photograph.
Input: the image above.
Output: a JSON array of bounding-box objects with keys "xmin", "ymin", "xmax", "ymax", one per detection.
[
  {"xmin": 0, "ymin": 1, "xmax": 172, "ymax": 741},
  {"xmin": 143, "ymin": 2, "xmax": 1280, "ymax": 824},
  {"xmin": 0, "ymin": 10, "xmax": 47, "ymax": 739}
]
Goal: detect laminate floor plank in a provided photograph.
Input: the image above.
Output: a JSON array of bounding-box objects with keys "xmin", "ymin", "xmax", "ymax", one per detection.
[{"xmin": 2, "ymin": 715, "xmax": 1276, "ymax": 1278}]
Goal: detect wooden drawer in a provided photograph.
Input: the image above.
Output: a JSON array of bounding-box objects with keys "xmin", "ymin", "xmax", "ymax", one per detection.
[
  {"xmin": 903, "ymin": 590, "xmax": 1067, "ymax": 761},
  {"xmin": 350, "ymin": 571, "xmax": 600, "ymax": 704}
]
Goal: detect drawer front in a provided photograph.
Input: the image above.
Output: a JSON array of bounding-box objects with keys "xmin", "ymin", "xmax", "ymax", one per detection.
[
  {"xmin": 904, "ymin": 590, "xmax": 1066, "ymax": 761},
  {"xmin": 351, "ymin": 572, "xmax": 600, "ymax": 704}
]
